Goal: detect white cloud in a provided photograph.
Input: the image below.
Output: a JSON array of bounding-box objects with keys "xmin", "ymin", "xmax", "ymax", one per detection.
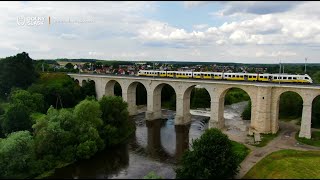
[
  {"xmin": 270, "ymin": 51, "xmax": 297, "ymax": 57},
  {"xmin": 183, "ymin": 1, "xmax": 210, "ymax": 8},
  {"xmin": 0, "ymin": 1, "xmax": 319, "ymax": 63},
  {"xmin": 59, "ymin": 33, "xmax": 79, "ymax": 40},
  {"xmin": 193, "ymin": 24, "xmax": 209, "ymax": 30}
]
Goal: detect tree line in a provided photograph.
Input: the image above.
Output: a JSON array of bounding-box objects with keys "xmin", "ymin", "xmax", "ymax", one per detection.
[{"xmin": 0, "ymin": 52, "xmax": 134, "ymax": 178}]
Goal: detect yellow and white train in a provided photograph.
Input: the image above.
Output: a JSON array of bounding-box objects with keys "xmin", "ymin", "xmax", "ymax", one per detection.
[{"xmin": 137, "ymin": 70, "xmax": 313, "ymax": 83}]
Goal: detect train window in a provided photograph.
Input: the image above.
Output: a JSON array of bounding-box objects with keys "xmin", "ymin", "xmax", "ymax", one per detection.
[
  {"xmin": 260, "ymin": 76, "xmax": 263, "ymax": 78},
  {"xmin": 283, "ymin": 77, "xmax": 287, "ymax": 79},
  {"xmin": 293, "ymin": 77, "xmax": 297, "ymax": 80},
  {"xmin": 274, "ymin": 77, "xmax": 277, "ymax": 79},
  {"xmin": 288, "ymin": 77, "xmax": 292, "ymax": 80},
  {"xmin": 236, "ymin": 75, "xmax": 239, "ymax": 78},
  {"xmin": 249, "ymin": 76, "xmax": 252, "ymax": 78},
  {"xmin": 253, "ymin": 76, "xmax": 256, "ymax": 78},
  {"xmin": 305, "ymin": 77, "xmax": 309, "ymax": 79}
]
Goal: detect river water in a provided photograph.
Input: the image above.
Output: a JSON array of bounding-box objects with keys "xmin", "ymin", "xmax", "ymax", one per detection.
[{"xmin": 48, "ymin": 102, "xmax": 249, "ymax": 179}]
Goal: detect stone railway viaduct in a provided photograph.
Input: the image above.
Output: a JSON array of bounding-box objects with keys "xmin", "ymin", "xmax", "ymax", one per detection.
[{"xmin": 69, "ymin": 73, "xmax": 320, "ymax": 139}]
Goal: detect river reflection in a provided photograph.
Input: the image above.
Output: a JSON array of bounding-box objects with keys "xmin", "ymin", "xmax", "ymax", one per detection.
[{"xmin": 48, "ymin": 110, "xmax": 208, "ymax": 179}]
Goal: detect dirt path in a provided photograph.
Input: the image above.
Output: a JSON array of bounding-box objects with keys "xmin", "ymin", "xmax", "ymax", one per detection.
[{"xmin": 235, "ymin": 121, "xmax": 320, "ymax": 179}]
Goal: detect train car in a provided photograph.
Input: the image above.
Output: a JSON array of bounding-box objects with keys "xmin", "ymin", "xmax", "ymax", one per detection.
[
  {"xmin": 271, "ymin": 74, "xmax": 312, "ymax": 83},
  {"xmin": 137, "ymin": 70, "xmax": 167, "ymax": 77},
  {"xmin": 223, "ymin": 73, "xmax": 258, "ymax": 81},
  {"xmin": 175, "ymin": 71, "xmax": 193, "ymax": 78},
  {"xmin": 137, "ymin": 70, "xmax": 313, "ymax": 83}
]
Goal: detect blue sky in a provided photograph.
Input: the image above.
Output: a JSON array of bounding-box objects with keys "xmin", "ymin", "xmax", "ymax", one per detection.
[
  {"xmin": 0, "ymin": 1, "xmax": 320, "ymax": 63},
  {"xmin": 144, "ymin": 2, "xmax": 227, "ymax": 31}
]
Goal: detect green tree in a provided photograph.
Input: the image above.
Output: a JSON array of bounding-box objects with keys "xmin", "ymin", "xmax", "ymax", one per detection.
[
  {"xmin": 0, "ymin": 52, "xmax": 38, "ymax": 98},
  {"xmin": 33, "ymin": 108, "xmax": 75, "ymax": 161},
  {"xmin": 9, "ymin": 89, "xmax": 45, "ymax": 113},
  {"xmin": 73, "ymin": 99, "xmax": 103, "ymax": 128},
  {"xmin": 175, "ymin": 128, "xmax": 240, "ymax": 179},
  {"xmin": 65, "ymin": 62, "xmax": 74, "ymax": 69},
  {"xmin": 99, "ymin": 96, "xmax": 128, "ymax": 128},
  {"xmin": 1, "ymin": 103, "xmax": 32, "ymax": 134},
  {"xmin": 0, "ymin": 131, "xmax": 37, "ymax": 179},
  {"xmin": 279, "ymin": 92, "xmax": 303, "ymax": 119},
  {"xmin": 312, "ymin": 71, "xmax": 320, "ymax": 84},
  {"xmin": 28, "ymin": 73, "xmax": 83, "ymax": 109},
  {"xmin": 33, "ymin": 99, "xmax": 105, "ymax": 167},
  {"xmin": 224, "ymin": 88, "xmax": 250, "ymax": 105},
  {"xmin": 81, "ymin": 80, "xmax": 96, "ymax": 98},
  {"xmin": 99, "ymin": 96, "xmax": 133, "ymax": 146},
  {"xmin": 190, "ymin": 88, "xmax": 210, "ymax": 109}
]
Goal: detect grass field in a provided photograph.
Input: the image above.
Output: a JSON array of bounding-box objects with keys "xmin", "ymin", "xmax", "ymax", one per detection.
[
  {"xmin": 231, "ymin": 140, "xmax": 251, "ymax": 163},
  {"xmin": 249, "ymin": 132, "xmax": 278, "ymax": 147},
  {"xmin": 243, "ymin": 149, "xmax": 320, "ymax": 179},
  {"xmin": 296, "ymin": 131, "xmax": 320, "ymax": 147}
]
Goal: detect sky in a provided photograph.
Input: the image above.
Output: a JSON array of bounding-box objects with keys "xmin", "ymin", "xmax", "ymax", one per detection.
[{"xmin": 1, "ymin": 1, "xmax": 320, "ymax": 63}]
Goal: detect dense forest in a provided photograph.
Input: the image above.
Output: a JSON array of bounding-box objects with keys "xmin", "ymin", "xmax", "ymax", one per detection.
[{"xmin": 0, "ymin": 53, "xmax": 134, "ymax": 178}]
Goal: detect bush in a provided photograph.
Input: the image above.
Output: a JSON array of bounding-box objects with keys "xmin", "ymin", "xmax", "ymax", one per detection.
[
  {"xmin": 0, "ymin": 131, "xmax": 37, "ymax": 179},
  {"xmin": 175, "ymin": 128, "xmax": 240, "ymax": 179},
  {"xmin": 1, "ymin": 103, "xmax": 32, "ymax": 134}
]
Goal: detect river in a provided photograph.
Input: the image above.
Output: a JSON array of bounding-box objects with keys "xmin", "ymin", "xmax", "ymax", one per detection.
[{"xmin": 48, "ymin": 101, "xmax": 249, "ymax": 179}]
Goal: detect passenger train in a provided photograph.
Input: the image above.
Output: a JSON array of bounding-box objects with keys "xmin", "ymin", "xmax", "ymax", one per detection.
[{"xmin": 137, "ymin": 70, "xmax": 313, "ymax": 83}]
